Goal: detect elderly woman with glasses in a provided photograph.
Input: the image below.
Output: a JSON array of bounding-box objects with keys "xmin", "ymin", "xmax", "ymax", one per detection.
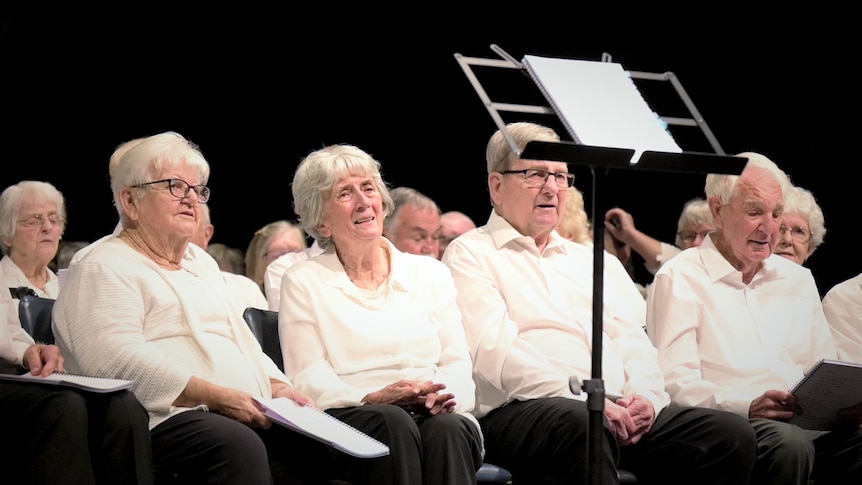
[
  {"xmin": 0, "ymin": 181, "xmax": 154, "ymax": 485},
  {"xmin": 52, "ymin": 132, "xmax": 331, "ymax": 485},
  {"xmin": 279, "ymin": 144, "xmax": 484, "ymax": 485},
  {"xmin": 773, "ymin": 185, "xmax": 826, "ymax": 266},
  {"xmin": 0, "ymin": 180, "xmax": 66, "ymax": 298}
]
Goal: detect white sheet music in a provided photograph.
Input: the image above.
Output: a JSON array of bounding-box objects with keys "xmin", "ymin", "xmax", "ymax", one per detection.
[{"xmin": 522, "ymin": 55, "xmax": 682, "ymax": 161}]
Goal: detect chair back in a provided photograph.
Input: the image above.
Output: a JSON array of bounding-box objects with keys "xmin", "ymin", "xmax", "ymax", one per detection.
[
  {"xmin": 242, "ymin": 307, "xmax": 283, "ymax": 371},
  {"xmin": 18, "ymin": 294, "xmax": 56, "ymax": 345}
]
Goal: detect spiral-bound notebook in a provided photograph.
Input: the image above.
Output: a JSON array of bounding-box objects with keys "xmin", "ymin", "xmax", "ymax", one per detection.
[
  {"xmin": 0, "ymin": 371, "xmax": 133, "ymax": 393},
  {"xmin": 254, "ymin": 396, "xmax": 389, "ymax": 458},
  {"xmin": 789, "ymin": 359, "xmax": 862, "ymax": 430}
]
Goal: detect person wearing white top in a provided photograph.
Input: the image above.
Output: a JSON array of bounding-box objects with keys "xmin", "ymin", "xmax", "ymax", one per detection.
[
  {"xmin": 280, "ymin": 144, "xmax": 483, "ymax": 485},
  {"xmin": 264, "ymin": 241, "xmax": 324, "ymax": 311},
  {"xmin": 52, "ymin": 131, "xmax": 330, "ymax": 485},
  {"xmin": 0, "ymin": 261, "xmax": 153, "ymax": 484},
  {"xmin": 443, "ymin": 122, "xmax": 756, "ymax": 484},
  {"xmin": 647, "ymin": 152, "xmax": 862, "ymax": 485},
  {"xmin": 822, "ymin": 272, "xmax": 862, "ymax": 363}
]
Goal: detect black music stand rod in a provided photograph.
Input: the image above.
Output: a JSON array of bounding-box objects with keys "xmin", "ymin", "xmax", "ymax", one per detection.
[{"xmin": 521, "ymin": 140, "xmax": 746, "ymax": 485}]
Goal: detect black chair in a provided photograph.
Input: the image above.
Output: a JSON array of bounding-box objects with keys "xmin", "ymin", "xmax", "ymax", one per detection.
[
  {"xmin": 242, "ymin": 306, "xmax": 283, "ymax": 371},
  {"xmin": 17, "ymin": 292, "xmax": 55, "ymax": 345},
  {"xmin": 240, "ymin": 307, "xmax": 514, "ymax": 485}
]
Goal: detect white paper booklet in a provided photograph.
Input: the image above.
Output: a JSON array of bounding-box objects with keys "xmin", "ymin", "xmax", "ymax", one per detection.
[
  {"xmin": 0, "ymin": 371, "xmax": 133, "ymax": 393},
  {"xmin": 254, "ymin": 396, "xmax": 389, "ymax": 458}
]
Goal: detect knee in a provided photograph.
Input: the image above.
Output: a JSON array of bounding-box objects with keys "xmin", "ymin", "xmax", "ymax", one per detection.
[
  {"xmin": 44, "ymin": 390, "xmax": 89, "ymax": 428},
  {"xmin": 762, "ymin": 425, "xmax": 815, "ymax": 462}
]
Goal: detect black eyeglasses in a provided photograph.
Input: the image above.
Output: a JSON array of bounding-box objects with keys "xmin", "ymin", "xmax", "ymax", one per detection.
[
  {"xmin": 501, "ymin": 169, "xmax": 575, "ymax": 188},
  {"xmin": 677, "ymin": 230, "xmax": 712, "ymax": 245},
  {"xmin": 134, "ymin": 178, "xmax": 211, "ymax": 203}
]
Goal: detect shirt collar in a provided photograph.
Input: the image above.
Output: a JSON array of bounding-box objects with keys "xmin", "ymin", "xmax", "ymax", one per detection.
[
  {"xmin": 486, "ymin": 210, "xmax": 568, "ymax": 255},
  {"xmin": 699, "ymin": 233, "xmax": 782, "ymax": 285}
]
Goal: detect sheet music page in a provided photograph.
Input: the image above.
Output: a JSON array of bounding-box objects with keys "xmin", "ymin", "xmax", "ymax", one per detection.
[
  {"xmin": 522, "ymin": 55, "xmax": 682, "ymax": 159},
  {"xmin": 789, "ymin": 359, "xmax": 862, "ymax": 430},
  {"xmin": 254, "ymin": 396, "xmax": 389, "ymax": 458}
]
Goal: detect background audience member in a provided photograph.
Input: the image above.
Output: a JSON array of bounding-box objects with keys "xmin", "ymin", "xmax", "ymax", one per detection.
[
  {"xmin": 0, "ymin": 264, "xmax": 153, "ymax": 485},
  {"xmin": 191, "ymin": 204, "xmax": 267, "ymax": 309},
  {"xmin": 207, "ymin": 242, "xmax": 245, "ymax": 274},
  {"xmin": 264, "ymin": 240, "xmax": 324, "ymax": 312},
  {"xmin": 443, "ymin": 121, "xmax": 755, "ymax": 484},
  {"xmin": 556, "ymin": 186, "xmax": 592, "ymax": 244},
  {"xmin": 773, "ymin": 185, "xmax": 826, "ymax": 266},
  {"xmin": 0, "ymin": 181, "xmax": 65, "ymax": 299},
  {"xmin": 52, "ymin": 131, "xmax": 331, "ymax": 485},
  {"xmin": 437, "ymin": 210, "xmax": 476, "ymax": 259},
  {"xmin": 280, "ymin": 144, "xmax": 483, "ymax": 485},
  {"xmin": 383, "ymin": 186, "xmax": 441, "ymax": 257},
  {"xmin": 822, "ymin": 271, "xmax": 862, "ymax": 362},
  {"xmin": 646, "ymin": 152, "xmax": 862, "ymax": 485},
  {"xmin": 605, "ymin": 197, "xmax": 714, "ymax": 277},
  {"xmin": 245, "ymin": 220, "xmax": 308, "ymax": 295}
]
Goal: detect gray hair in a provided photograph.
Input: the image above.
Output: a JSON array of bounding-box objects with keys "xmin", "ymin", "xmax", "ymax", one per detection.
[
  {"xmin": 486, "ymin": 122, "xmax": 561, "ymax": 174},
  {"xmin": 291, "ymin": 144, "xmax": 394, "ymax": 247},
  {"xmin": 0, "ymin": 181, "xmax": 67, "ymax": 256},
  {"xmin": 110, "ymin": 131, "xmax": 209, "ymax": 227},
  {"xmin": 674, "ymin": 198, "xmax": 714, "ymax": 247},
  {"xmin": 704, "ymin": 151, "xmax": 792, "ymax": 205},
  {"xmin": 783, "ymin": 185, "xmax": 826, "ymax": 255},
  {"xmin": 383, "ymin": 187, "xmax": 440, "ymax": 237}
]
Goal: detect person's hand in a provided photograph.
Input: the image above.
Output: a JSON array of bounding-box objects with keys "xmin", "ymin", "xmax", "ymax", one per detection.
[
  {"xmin": 214, "ymin": 387, "xmax": 271, "ymax": 429},
  {"xmin": 749, "ymin": 389, "xmax": 799, "ymax": 421},
  {"xmin": 614, "ymin": 395, "xmax": 656, "ymax": 445},
  {"xmin": 272, "ymin": 385, "xmax": 316, "ymax": 408},
  {"xmin": 22, "ymin": 343, "xmax": 64, "ymax": 377},
  {"xmin": 837, "ymin": 402, "xmax": 862, "ymax": 429},
  {"xmin": 604, "ymin": 208, "xmax": 636, "ymax": 245},
  {"xmin": 363, "ymin": 379, "xmax": 452, "ymax": 414},
  {"xmin": 604, "ymin": 398, "xmax": 636, "ymax": 445}
]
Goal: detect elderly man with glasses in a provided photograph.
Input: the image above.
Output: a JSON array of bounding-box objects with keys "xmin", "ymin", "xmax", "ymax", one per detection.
[{"xmin": 442, "ymin": 121, "xmax": 757, "ymax": 485}]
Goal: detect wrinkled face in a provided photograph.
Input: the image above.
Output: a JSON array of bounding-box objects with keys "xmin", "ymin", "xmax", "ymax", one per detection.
[
  {"xmin": 773, "ymin": 211, "xmax": 811, "ymax": 265},
  {"xmin": 319, "ymin": 175, "xmax": 384, "ymax": 247},
  {"xmin": 490, "ymin": 160, "xmax": 568, "ymax": 245},
  {"xmin": 123, "ymin": 166, "xmax": 204, "ymax": 243},
  {"xmin": 711, "ymin": 167, "xmax": 783, "ymax": 272},
  {"xmin": 5, "ymin": 198, "xmax": 63, "ymax": 268},
  {"xmin": 386, "ymin": 203, "xmax": 440, "ymax": 257},
  {"xmin": 678, "ymin": 222, "xmax": 715, "ymax": 250}
]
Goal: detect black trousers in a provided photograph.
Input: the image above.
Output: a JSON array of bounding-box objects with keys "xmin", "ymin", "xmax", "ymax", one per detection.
[
  {"xmin": 0, "ymin": 382, "xmax": 153, "ymax": 485},
  {"xmin": 327, "ymin": 404, "xmax": 484, "ymax": 485},
  {"xmin": 480, "ymin": 397, "xmax": 757, "ymax": 485},
  {"xmin": 151, "ymin": 409, "xmax": 332, "ymax": 485}
]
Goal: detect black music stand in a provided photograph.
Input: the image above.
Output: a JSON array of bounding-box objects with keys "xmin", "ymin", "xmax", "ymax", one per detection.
[
  {"xmin": 456, "ymin": 45, "xmax": 747, "ymax": 485},
  {"xmin": 521, "ymin": 141, "xmax": 745, "ymax": 484}
]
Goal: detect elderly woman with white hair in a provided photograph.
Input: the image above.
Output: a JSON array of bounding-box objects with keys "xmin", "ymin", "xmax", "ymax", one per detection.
[
  {"xmin": 0, "ymin": 181, "xmax": 153, "ymax": 485},
  {"xmin": 280, "ymin": 144, "xmax": 484, "ymax": 485},
  {"xmin": 52, "ymin": 131, "xmax": 331, "ymax": 485},
  {"xmin": 773, "ymin": 184, "xmax": 826, "ymax": 266}
]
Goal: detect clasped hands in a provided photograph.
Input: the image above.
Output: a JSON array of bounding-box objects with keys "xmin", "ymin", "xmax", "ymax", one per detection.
[
  {"xmin": 362, "ymin": 379, "xmax": 456, "ymax": 416},
  {"xmin": 604, "ymin": 394, "xmax": 656, "ymax": 446}
]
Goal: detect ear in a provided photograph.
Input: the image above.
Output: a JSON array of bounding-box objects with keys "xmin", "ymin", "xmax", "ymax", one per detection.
[
  {"xmin": 120, "ymin": 187, "xmax": 141, "ymax": 222},
  {"xmin": 318, "ymin": 221, "xmax": 332, "ymax": 238},
  {"xmin": 203, "ymin": 224, "xmax": 214, "ymax": 245},
  {"xmin": 708, "ymin": 195, "xmax": 722, "ymax": 229},
  {"xmin": 488, "ymin": 172, "xmax": 504, "ymax": 207}
]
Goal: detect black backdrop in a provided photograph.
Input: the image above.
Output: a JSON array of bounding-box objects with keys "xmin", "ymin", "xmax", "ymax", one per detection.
[{"xmin": 1, "ymin": 6, "xmax": 858, "ymax": 294}]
